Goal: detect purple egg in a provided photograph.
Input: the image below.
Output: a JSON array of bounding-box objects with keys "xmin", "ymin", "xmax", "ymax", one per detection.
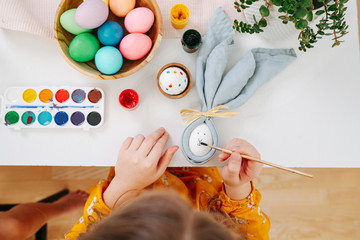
[{"xmin": 75, "ymin": 0, "xmax": 109, "ymax": 29}]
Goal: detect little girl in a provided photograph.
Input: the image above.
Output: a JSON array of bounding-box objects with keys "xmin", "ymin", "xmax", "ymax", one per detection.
[{"xmin": 65, "ymin": 127, "xmax": 270, "ymax": 240}]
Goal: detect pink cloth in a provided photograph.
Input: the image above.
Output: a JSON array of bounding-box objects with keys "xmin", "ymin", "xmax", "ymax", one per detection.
[{"xmin": 0, "ymin": 0, "xmax": 245, "ymax": 39}]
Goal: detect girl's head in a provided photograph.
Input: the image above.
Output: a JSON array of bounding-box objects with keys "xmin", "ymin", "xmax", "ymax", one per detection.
[{"xmin": 79, "ymin": 190, "xmax": 245, "ymax": 240}]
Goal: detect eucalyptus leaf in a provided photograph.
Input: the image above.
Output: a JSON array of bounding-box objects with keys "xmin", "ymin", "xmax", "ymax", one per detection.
[
  {"xmin": 259, "ymin": 5, "xmax": 270, "ymax": 17},
  {"xmin": 295, "ymin": 19, "xmax": 308, "ymax": 29},
  {"xmin": 306, "ymin": 11, "xmax": 313, "ymax": 21},
  {"xmin": 300, "ymin": 0, "xmax": 312, "ymax": 8},
  {"xmin": 259, "ymin": 19, "xmax": 267, "ymax": 27},
  {"xmin": 315, "ymin": 10, "xmax": 325, "ymax": 15},
  {"xmin": 294, "ymin": 7, "xmax": 308, "ymax": 19},
  {"xmin": 272, "ymin": 0, "xmax": 283, "ymax": 6},
  {"xmin": 328, "ymin": 4, "xmax": 338, "ymax": 11}
]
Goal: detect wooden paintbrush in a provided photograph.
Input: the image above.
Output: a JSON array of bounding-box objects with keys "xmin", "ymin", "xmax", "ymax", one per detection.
[{"xmin": 200, "ymin": 142, "xmax": 313, "ymax": 178}]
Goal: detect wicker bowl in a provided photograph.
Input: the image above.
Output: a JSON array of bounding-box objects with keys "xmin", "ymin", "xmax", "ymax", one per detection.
[{"xmin": 54, "ymin": 0, "xmax": 163, "ymax": 80}]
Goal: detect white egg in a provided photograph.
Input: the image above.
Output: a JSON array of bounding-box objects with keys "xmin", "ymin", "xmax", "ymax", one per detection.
[
  {"xmin": 159, "ymin": 67, "xmax": 188, "ymax": 95},
  {"xmin": 189, "ymin": 123, "xmax": 213, "ymax": 156}
]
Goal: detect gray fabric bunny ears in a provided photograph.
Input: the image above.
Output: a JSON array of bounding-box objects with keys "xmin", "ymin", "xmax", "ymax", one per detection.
[{"xmin": 181, "ymin": 8, "xmax": 297, "ymax": 165}]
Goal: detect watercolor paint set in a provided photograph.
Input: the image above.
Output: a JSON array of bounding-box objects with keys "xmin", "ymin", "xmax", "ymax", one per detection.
[{"xmin": 0, "ymin": 87, "xmax": 104, "ymax": 130}]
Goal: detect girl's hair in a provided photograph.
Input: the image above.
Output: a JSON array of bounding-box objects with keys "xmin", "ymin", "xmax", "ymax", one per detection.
[{"xmin": 78, "ymin": 190, "xmax": 246, "ymax": 240}]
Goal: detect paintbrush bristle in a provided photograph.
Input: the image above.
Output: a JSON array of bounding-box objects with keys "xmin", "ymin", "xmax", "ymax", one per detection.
[{"xmin": 199, "ymin": 141, "xmax": 208, "ymax": 146}]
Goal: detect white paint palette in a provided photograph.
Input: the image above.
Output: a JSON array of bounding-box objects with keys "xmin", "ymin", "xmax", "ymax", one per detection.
[{"xmin": 0, "ymin": 86, "xmax": 104, "ymax": 130}]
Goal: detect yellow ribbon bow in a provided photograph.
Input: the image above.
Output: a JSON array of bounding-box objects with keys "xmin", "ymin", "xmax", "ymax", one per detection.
[{"xmin": 180, "ymin": 105, "xmax": 239, "ymax": 125}]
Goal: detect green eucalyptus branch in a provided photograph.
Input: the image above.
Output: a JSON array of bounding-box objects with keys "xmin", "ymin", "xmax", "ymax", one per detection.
[{"xmin": 233, "ymin": 0, "xmax": 349, "ymax": 52}]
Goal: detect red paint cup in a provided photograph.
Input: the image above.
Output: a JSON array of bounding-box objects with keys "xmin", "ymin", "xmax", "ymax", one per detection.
[{"xmin": 119, "ymin": 89, "xmax": 139, "ymax": 110}]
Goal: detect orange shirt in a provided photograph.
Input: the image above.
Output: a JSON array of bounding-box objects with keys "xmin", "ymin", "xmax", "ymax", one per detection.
[{"xmin": 65, "ymin": 167, "xmax": 270, "ymax": 240}]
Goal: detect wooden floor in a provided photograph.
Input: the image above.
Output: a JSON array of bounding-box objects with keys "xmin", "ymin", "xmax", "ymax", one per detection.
[{"xmin": 0, "ymin": 166, "xmax": 359, "ymax": 240}]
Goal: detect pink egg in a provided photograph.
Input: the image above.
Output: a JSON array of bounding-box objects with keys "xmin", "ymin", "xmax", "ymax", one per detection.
[
  {"xmin": 124, "ymin": 7, "xmax": 154, "ymax": 33},
  {"xmin": 119, "ymin": 33, "xmax": 152, "ymax": 60},
  {"xmin": 75, "ymin": 0, "xmax": 109, "ymax": 29}
]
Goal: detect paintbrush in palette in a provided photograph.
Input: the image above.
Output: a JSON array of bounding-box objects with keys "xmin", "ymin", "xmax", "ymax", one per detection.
[{"xmin": 200, "ymin": 142, "xmax": 313, "ymax": 178}]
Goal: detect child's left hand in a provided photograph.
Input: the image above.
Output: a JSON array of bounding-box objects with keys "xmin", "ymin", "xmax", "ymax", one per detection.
[
  {"xmin": 220, "ymin": 138, "xmax": 263, "ymax": 200},
  {"xmin": 103, "ymin": 127, "xmax": 178, "ymax": 209}
]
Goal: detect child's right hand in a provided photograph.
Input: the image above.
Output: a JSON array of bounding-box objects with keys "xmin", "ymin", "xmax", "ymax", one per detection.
[
  {"xmin": 104, "ymin": 127, "xmax": 178, "ymax": 209},
  {"xmin": 219, "ymin": 138, "xmax": 263, "ymax": 200}
]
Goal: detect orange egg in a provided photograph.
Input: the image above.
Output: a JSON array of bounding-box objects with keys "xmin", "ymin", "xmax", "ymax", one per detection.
[{"xmin": 109, "ymin": 0, "xmax": 135, "ymax": 17}]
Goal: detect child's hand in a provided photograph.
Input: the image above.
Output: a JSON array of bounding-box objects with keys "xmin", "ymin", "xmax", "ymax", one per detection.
[
  {"xmin": 104, "ymin": 127, "xmax": 178, "ymax": 208},
  {"xmin": 219, "ymin": 138, "xmax": 263, "ymax": 200}
]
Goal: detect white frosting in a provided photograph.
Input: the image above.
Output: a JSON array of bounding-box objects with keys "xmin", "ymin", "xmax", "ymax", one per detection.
[{"xmin": 159, "ymin": 67, "xmax": 188, "ymax": 95}]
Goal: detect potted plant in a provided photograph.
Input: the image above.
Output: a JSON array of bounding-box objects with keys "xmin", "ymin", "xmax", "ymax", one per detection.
[{"xmin": 233, "ymin": 0, "xmax": 349, "ymax": 52}]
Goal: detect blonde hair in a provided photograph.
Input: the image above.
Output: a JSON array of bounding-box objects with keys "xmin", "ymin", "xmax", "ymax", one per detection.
[{"xmin": 79, "ymin": 190, "xmax": 246, "ymax": 240}]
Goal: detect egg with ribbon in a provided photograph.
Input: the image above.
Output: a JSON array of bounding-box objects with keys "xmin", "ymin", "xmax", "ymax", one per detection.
[
  {"xmin": 189, "ymin": 123, "xmax": 213, "ymax": 156},
  {"xmin": 158, "ymin": 67, "xmax": 188, "ymax": 95}
]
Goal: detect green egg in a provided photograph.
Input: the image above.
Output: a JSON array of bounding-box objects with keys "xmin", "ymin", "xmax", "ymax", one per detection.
[
  {"xmin": 69, "ymin": 33, "xmax": 100, "ymax": 62},
  {"xmin": 60, "ymin": 9, "xmax": 92, "ymax": 35}
]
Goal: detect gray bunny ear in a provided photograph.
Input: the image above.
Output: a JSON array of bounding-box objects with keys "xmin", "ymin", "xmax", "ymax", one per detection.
[
  {"xmin": 212, "ymin": 48, "xmax": 297, "ymax": 109},
  {"xmin": 196, "ymin": 7, "xmax": 235, "ymax": 111},
  {"xmin": 181, "ymin": 117, "xmax": 219, "ymax": 164}
]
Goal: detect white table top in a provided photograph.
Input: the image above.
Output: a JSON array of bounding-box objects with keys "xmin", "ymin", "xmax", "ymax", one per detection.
[{"xmin": 1, "ymin": 2, "xmax": 359, "ymax": 167}]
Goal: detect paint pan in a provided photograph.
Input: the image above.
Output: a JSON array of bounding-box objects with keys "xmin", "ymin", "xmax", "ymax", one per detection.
[{"xmin": 0, "ymin": 87, "xmax": 104, "ymax": 130}]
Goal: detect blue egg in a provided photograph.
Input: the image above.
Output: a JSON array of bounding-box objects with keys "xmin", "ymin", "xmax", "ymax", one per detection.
[
  {"xmin": 95, "ymin": 46, "xmax": 123, "ymax": 75},
  {"xmin": 97, "ymin": 21, "xmax": 124, "ymax": 46}
]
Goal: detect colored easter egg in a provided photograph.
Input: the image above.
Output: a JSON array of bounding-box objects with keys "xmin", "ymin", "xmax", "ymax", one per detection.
[
  {"xmin": 60, "ymin": 9, "xmax": 92, "ymax": 35},
  {"xmin": 119, "ymin": 33, "xmax": 152, "ymax": 60},
  {"xmin": 75, "ymin": 0, "xmax": 109, "ymax": 29},
  {"xmin": 84, "ymin": 0, "xmax": 109, "ymax": 6},
  {"xmin": 69, "ymin": 33, "xmax": 100, "ymax": 62},
  {"xmin": 95, "ymin": 46, "xmax": 123, "ymax": 75},
  {"xmin": 97, "ymin": 21, "xmax": 124, "ymax": 46},
  {"xmin": 159, "ymin": 67, "xmax": 188, "ymax": 95},
  {"xmin": 124, "ymin": 7, "xmax": 154, "ymax": 33},
  {"xmin": 109, "ymin": 0, "xmax": 135, "ymax": 17},
  {"xmin": 189, "ymin": 123, "xmax": 213, "ymax": 156}
]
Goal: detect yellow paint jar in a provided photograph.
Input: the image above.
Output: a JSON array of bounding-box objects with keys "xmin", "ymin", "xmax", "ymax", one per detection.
[{"xmin": 170, "ymin": 4, "xmax": 189, "ymax": 29}]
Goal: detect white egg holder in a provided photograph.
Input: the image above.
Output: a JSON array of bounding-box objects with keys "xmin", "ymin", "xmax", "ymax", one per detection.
[{"xmin": 0, "ymin": 86, "xmax": 104, "ymax": 130}]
